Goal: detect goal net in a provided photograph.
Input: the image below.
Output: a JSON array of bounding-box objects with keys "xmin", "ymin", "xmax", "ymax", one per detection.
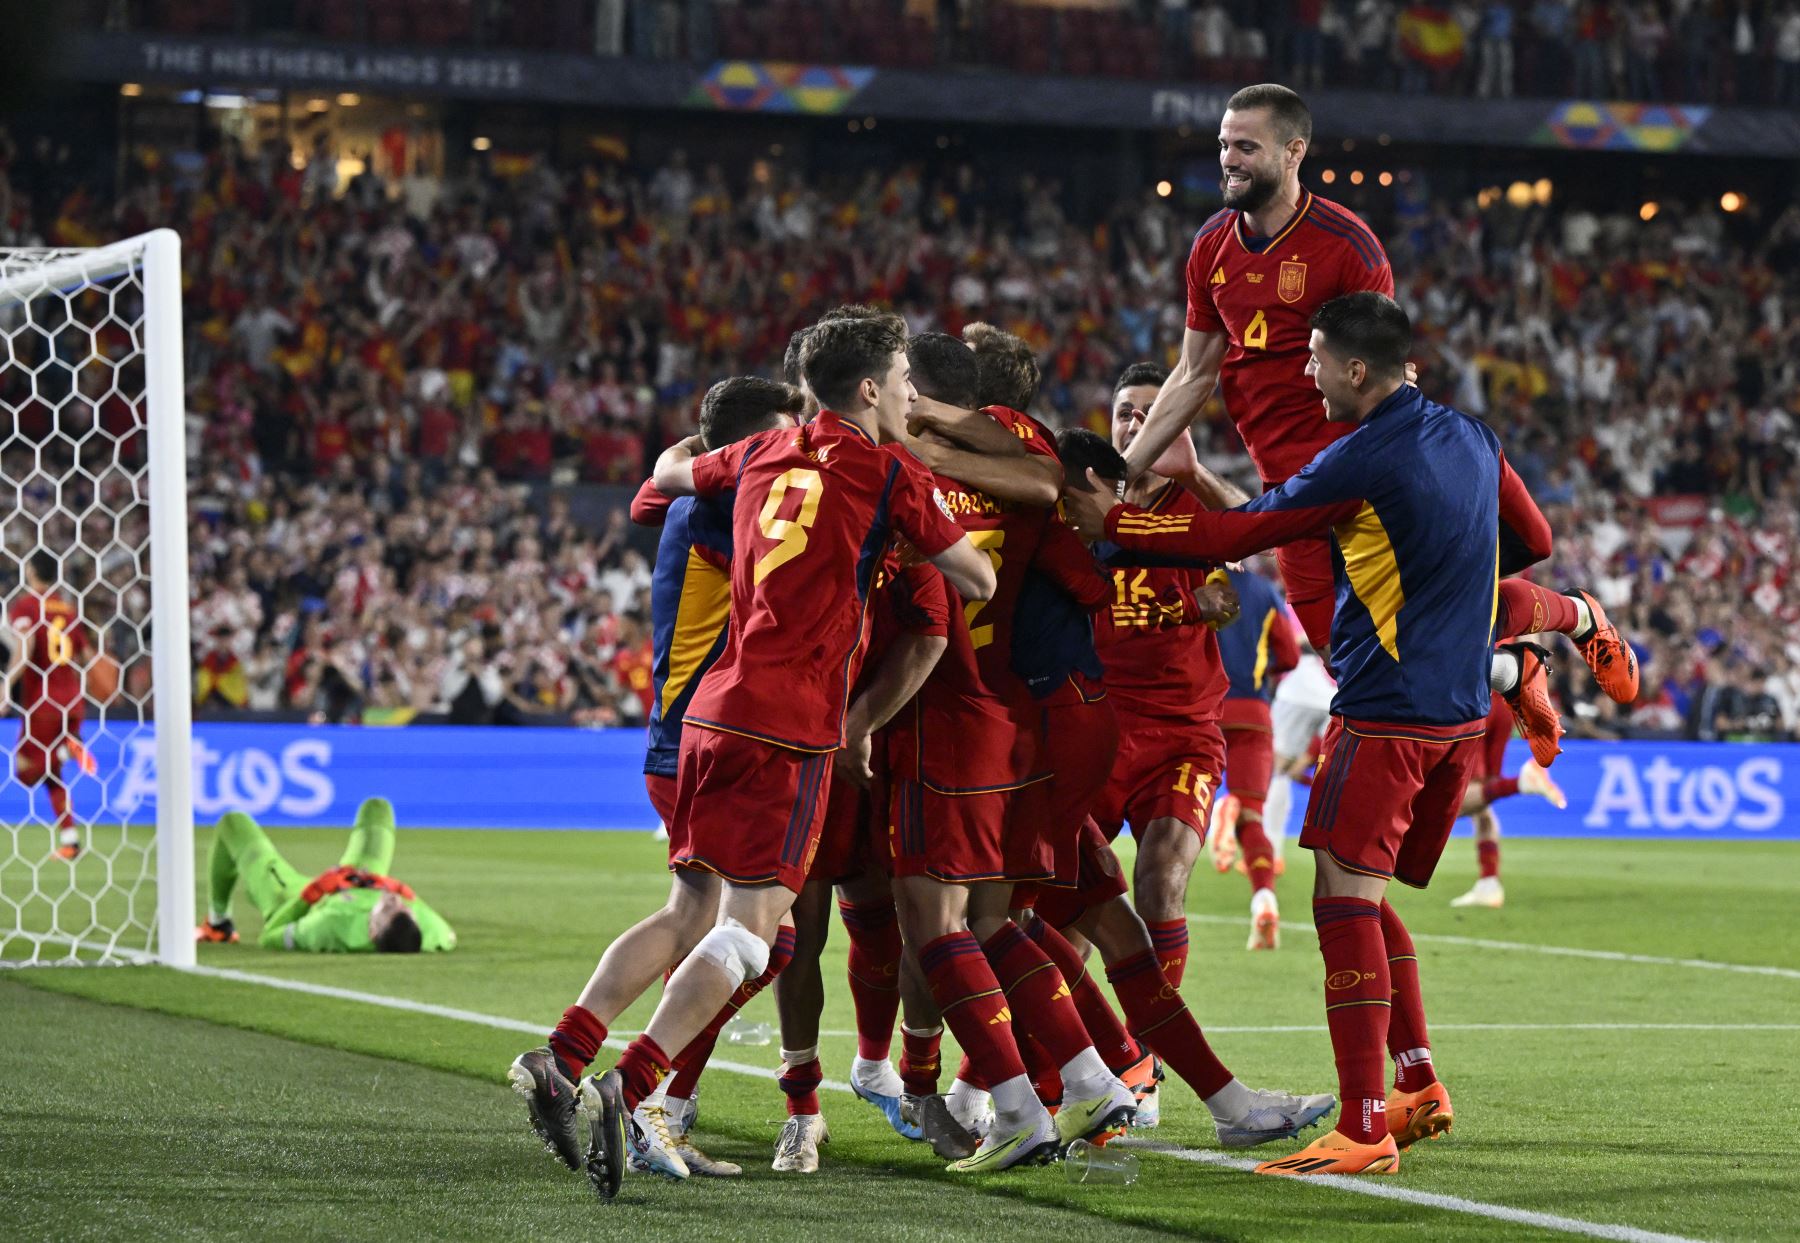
[{"xmin": 0, "ymin": 230, "xmax": 194, "ymax": 967}]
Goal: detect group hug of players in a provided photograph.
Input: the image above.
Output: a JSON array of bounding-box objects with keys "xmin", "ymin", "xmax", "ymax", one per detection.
[{"xmin": 507, "ymin": 82, "xmax": 1642, "ymax": 1197}]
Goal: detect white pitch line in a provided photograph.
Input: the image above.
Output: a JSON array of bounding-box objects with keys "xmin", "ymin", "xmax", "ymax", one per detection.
[
  {"xmin": 166, "ymin": 964, "xmax": 1712, "ymax": 1242},
  {"xmin": 1184, "ymin": 914, "xmax": 1800, "ymax": 980},
  {"xmin": 1117, "ymin": 1140, "xmax": 1706, "ymax": 1243}
]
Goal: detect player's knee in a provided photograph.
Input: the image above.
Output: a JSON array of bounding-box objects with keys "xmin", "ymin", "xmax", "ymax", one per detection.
[
  {"xmin": 1087, "ymin": 900, "xmax": 1149, "ymax": 963},
  {"xmin": 691, "ymin": 919, "xmax": 771, "ymax": 990}
]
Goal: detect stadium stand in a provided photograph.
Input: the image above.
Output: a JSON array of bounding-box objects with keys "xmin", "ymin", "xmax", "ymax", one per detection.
[{"xmin": 0, "ymin": 123, "xmax": 1792, "ymax": 738}]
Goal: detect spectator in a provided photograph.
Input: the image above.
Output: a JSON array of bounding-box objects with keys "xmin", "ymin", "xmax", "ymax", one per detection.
[{"xmin": 1477, "ymin": 0, "xmax": 1516, "ymax": 97}]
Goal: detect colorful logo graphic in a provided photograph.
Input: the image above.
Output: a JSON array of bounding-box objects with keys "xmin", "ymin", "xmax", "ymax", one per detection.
[
  {"xmin": 688, "ymin": 62, "xmax": 875, "ymax": 114},
  {"xmin": 1536, "ymin": 102, "xmax": 1711, "ymax": 152}
]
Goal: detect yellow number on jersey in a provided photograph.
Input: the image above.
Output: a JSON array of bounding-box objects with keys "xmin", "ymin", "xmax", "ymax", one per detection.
[
  {"xmin": 46, "ymin": 617, "xmax": 72, "ymax": 666},
  {"xmin": 963, "ymin": 529, "xmax": 1006, "ymax": 648},
  {"xmin": 753, "ymin": 468, "xmax": 823, "ymax": 583},
  {"xmin": 1243, "ymin": 309, "xmax": 1269, "ymax": 351},
  {"xmin": 1172, "ymin": 761, "xmax": 1214, "ymax": 800}
]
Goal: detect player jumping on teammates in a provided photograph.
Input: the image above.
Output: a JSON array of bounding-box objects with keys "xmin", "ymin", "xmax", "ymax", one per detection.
[
  {"xmin": 196, "ymin": 797, "xmax": 455, "ymax": 953},
  {"xmin": 1062, "ymin": 292, "xmax": 1539, "ymax": 1176},
  {"xmin": 4, "ymin": 552, "xmax": 96, "ymax": 861}
]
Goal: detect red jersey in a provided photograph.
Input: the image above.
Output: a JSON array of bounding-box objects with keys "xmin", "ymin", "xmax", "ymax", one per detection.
[
  {"xmin": 1185, "ymin": 189, "xmax": 1394, "ymax": 484},
  {"xmin": 9, "ymin": 592, "xmax": 87, "ymax": 711},
  {"xmin": 1095, "ymin": 483, "xmax": 1228, "ymax": 725},
  {"xmin": 685, "ymin": 410, "xmax": 963, "ymax": 753}
]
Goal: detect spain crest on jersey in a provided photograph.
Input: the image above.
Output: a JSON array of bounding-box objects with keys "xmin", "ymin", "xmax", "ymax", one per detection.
[{"xmin": 1278, "ymin": 260, "xmax": 1307, "ymax": 304}]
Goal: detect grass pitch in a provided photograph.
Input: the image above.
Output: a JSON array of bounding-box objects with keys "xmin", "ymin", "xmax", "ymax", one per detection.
[{"xmin": 4, "ymin": 829, "xmax": 1797, "ymax": 1242}]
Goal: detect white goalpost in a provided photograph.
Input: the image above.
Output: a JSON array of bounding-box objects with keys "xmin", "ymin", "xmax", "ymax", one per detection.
[{"xmin": 0, "ymin": 229, "xmax": 195, "ymax": 967}]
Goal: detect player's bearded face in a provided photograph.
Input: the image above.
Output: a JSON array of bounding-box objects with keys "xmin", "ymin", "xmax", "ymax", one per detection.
[{"xmin": 1218, "ymin": 110, "xmax": 1286, "ymax": 213}]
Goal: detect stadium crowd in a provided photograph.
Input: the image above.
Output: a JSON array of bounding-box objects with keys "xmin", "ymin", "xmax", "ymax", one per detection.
[
  {"xmin": 107, "ymin": 0, "xmax": 1800, "ymax": 109},
  {"xmin": 0, "ymin": 127, "xmax": 1794, "ymax": 737}
]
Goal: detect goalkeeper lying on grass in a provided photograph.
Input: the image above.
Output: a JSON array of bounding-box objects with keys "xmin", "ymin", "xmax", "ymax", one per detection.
[{"xmin": 197, "ymin": 797, "xmax": 455, "ymax": 953}]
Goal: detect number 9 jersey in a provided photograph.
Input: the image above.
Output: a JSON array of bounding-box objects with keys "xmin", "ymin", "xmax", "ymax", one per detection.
[
  {"xmin": 684, "ymin": 410, "xmax": 964, "ymax": 754},
  {"xmin": 1184, "ymin": 189, "xmax": 1393, "ymax": 487}
]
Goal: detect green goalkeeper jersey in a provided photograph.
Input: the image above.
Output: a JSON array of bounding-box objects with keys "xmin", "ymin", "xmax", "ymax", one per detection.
[{"xmin": 258, "ymin": 888, "xmax": 457, "ymax": 953}]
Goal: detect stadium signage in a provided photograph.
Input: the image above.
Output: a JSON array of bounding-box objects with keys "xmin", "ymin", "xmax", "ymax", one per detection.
[
  {"xmin": 1581, "ymin": 755, "xmax": 1784, "ymax": 833},
  {"xmin": 132, "ymin": 39, "xmax": 526, "ymax": 92}
]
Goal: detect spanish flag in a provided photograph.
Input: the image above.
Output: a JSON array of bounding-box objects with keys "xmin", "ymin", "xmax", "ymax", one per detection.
[{"xmin": 1397, "ymin": 5, "xmax": 1465, "ymax": 70}]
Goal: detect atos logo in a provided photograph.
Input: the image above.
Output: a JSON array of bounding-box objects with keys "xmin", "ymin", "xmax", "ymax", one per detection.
[
  {"xmin": 1582, "ymin": 756, "xmax": 1783, "ymax": 832},
  {"xmin": 114, "ymin": 738, "xmax": 335, "ymax": 819}
]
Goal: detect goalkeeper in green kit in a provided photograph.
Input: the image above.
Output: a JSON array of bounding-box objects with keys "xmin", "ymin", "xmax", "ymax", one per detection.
[{"xmin": 197, "ymin": 797, "xmax": 456, "ymax": 953}]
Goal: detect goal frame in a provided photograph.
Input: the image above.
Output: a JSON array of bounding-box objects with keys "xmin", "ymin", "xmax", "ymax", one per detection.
[{"xmin": 0, "ymin": 228, "xmax": 195, "ymax": 967}]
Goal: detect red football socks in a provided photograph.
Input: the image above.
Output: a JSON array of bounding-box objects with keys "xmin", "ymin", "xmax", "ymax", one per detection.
[
  {"xmin": 778, "ymin": 1055, "xmax": 824, "ymax": 1116},
  {"xmin": 1313, "ymin": 897, "xmax": 1390, "ymax": 1144},
  {"xmin": 919, "ymin": 932, "xmax": 1027, "ymax": 1086},
  {"xmin": 48, "ymin": 782, "xmax": 71, "ymax": 831},
  {"xmin": 1381, "ymin": 900, "xmax": 1436, "ymax": 1091},
  {"xmin": 982, "ymin": 921, "xmax": 1092, "ymax": 1069},
  {"xmin": 614, "ymin": 1035, "xmax": 672, "ymax": 1112},
  {"xmin": 839, "ymin": 899, "xmax": 903, "ymax": 1062},
  {"xmin": 666, "ymin": 924, "xmax": 797, "ymax": 1099},
  {"xmin": 1482, "ymin": 776, "xmax": 1520, "ymax": 803},
  {"xmin": 548, "ymin": 1004, "xmax": 608, "ymax": 1083},
  {"xmin": 1023, "ymin": 916, "xmax": 1139, "ymax": 1072},
  {"xmin": 898, "ymin": 1024, "xmax": 943, "ymax": 1096},
  {"xmin": 1477, "ymin": 839, "xmax": 1501, "ymax": 880},
  {"xmin": 1145, "ymin": 919, "xmax": 1189, "ymax": 987},
  {"xmin": 1496, "ymin": 578, "xmax": 1581, "ymax": 640},
  {"xmin": 1104, "ymin": 949, "xmax": 1233, "ymax": 1098},
  {"xmin": 1236, "ymin": 817, "xmax": 1278, "ymax": 894}
]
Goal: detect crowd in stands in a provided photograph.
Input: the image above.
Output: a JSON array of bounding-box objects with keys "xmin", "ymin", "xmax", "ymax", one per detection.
[
  {"xmin": 0, "ymin": 124, "xmax": 1794, "ymax": 738},
  {"xmin": 103, "ymin": 0, "xmax": 1800, "ymax": 109}
]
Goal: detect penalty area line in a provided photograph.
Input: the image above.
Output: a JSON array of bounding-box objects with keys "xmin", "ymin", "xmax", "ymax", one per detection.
[{"xmin": 176, "ymin": 963, "xmax": 1704, "ymax": 1242}]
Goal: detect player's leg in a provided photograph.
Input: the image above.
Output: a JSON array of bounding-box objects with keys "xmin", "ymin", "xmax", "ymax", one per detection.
[
  {"xmin": 837, "ymin": 863, "xmax": 920, "ymax": 1138},
  {"xmin": 1132, "ymin": 815, "xmax": 1202, "ymax": 986},
  {"xmin": 896, "ymin": 949, "xmax": 946, "ymax": 1122},
  {"xmin": 1495, "ymin": 579, "xmax": 1639, "ymax": 703},
  {"xmin": 18, "ymin": 713, "xmax": 75, "ymax": 860},
  {"xmin": 1450, "ymin": 807, "xmax": 1506, "ymax": 908},
  {"xmin": 1223, "ymin": 705, "xmax": 1281, "ymax": 950},
  {"xmin": 210, "ymin": 811, "xmax": 309, "ymax": 928},
  {"xmin": 1273, "ymin": 537, "xmax": 1335, "ymax": 655},
  {"xmin": 337, "ymin": 797, "xmax": 397, "ymax": 873},
  {"xmin": 771, "ymin": 876, "xmax": 832, "ymax": 1172}
]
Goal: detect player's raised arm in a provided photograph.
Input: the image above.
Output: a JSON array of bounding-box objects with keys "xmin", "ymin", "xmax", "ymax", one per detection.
[
  {"xmin": 1120, "ymin": 327, "xmax": 1228, "ymax": 481},
  {"xmin": 905, "ymin": 406, "xmax": 1062, "ymax": 507},
  {"xmin": 650, "ymin": 434, "xmax": 708, "ymax": 497}
]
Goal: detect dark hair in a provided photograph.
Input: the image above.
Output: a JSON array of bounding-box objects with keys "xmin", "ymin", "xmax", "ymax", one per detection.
[
  {"xmin": 1055, "ymin": 428, "xmax": 1128, "ymax": 488},
  {"xmin": 782, "ymin": 328, "xmax": 811, "ymax": 387},
  {"xmin": 905, "ymin": 333, "xmax": 979, "ymax": 410},
  {"xmin": 698, "ymin": 377, "xmax": 804, "ymax": 450},
  {"xmin": 818, "ymin": 302, "xmax": 906, "ymax": 334},
  {"xmin": 1310, "ymin": 292, "xmax": 1412, "ymax": 379},
  {"xmin": 1113, "ymin": 362, "xmax": 1170, "ymax": 395},
  {"xmin": 962, "ymin": 322, "xmax": 1040, "ymax": 411},
  {"xmin": 373, "ymin": 908, "xmax": 423, "ymax": 953},
  {"xmin": 801, "ymin": 316, "xmax": 908, "ymax": 413},
  {"xmin": 26, "ymin": 551, "xmax": 56, "ymax": 585},
  {"xmin": 1225, "ymin": 83, "xmax": 1313, "ymax": 146}
]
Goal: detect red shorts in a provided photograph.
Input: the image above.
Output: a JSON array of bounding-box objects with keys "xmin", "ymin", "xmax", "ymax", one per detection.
[
  {"xmin": 1014, "ymin": 697, "xmax": 1119, "ymax": 895},
  {"xmin": 1093, "ymin": 714, "xmax": 1225, "ymax": 841},
  {"xmin": 1481, "ymin": 693, "xmax": 1513, "ymax": 779},
  {"xmin": 670, "ymin": 726, "xmax": 834, "ymax": 894},
  {"xmin": 886, "ymin": 775, "xmax": 1022, "ymax": 883},
  {"xmin": 1220, "ymin": 697, "xmax": 1274, "ymax": 807},
  {"xmin": 1272, "ymin": 534, "xmax": 1335, "ymax": 653},
  {"xmin": 812, "ymin": 770, "xmax": 878, "ymax": 885},
  {"xmin": 646, "ymin": 772, "xmax": 678, "ymax": 822},
  {"xmin": 1299, "ymin": 716, "xmax": 1485, "ymax": 889},
  {"xmin": 1032, "ymin": 818, "xmax": 1131, "ymax": 930},
  {"xmin": 16, "ymin": 706, "xmax": 83, "ymax": 784}
]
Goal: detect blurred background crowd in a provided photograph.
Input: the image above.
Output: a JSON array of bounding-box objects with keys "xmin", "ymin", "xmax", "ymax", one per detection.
[{"xmin": 2, "ymin": 25, "xmax": 1797, "ymax": 739}]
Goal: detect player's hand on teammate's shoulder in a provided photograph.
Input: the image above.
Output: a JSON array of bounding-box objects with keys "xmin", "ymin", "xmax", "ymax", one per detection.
[{"xmin": 1058, "ymin": 469, "xmax": 1119, "ymax": 542}]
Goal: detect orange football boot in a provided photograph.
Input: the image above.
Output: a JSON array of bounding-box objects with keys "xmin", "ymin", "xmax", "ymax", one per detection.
[
  {"xmin": 1254, "ymin": 1129, "xmax": 1399, "ymax": 1176},
  {"xmin": 54, "ymin": 842, "xmax": 81, "ymax": 861},
  {"xmin": 195, "ymin": 919, "xmax": 240, "ymax": 944},
  {"xmin": 1386, "ymin": 1079, "xmax": 1454, "ymax": 1149},
  {"xmin": 1498, "ymin": 641, "xmax": 1562, "ymax": 767},
  {"xmin": 1569, "ymin": 588, "xmax": 1639, "ymax": 704}
]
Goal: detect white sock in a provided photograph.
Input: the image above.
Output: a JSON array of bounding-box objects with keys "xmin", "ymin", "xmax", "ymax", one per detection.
[
  {"xmin": 1203, "ymin": 1077, "xmax": 1255, "ymax": 1122},
  {"xmin": 1265, "ymin": 773, "xmax": 1293, "ymax": 850},
  {"xmin": 852, "ymin": 1055, "xmax": 901, "ymax": 1093},
  {"xmin": 985, "ymin": 1073, "xmax": 1038, "ymax": 1122},
  {"xmin": 1490, "ymin": 649, "xmax": 1521, "ymax": 694},
  {"xmin": 1569, "ymin": 593, "xmax": 1594, "ymax": 638},
  {"xmin": 779, "ymin": 1045, "xmax": 819, "ymax": 1073},
  {"xmin": 1250, "ymin": 886, "xmax": 1276, "ymax": 909},
  {"xmin": 1058, "ymin": 1046, "xmax": 1115, "ymax": 1100}
]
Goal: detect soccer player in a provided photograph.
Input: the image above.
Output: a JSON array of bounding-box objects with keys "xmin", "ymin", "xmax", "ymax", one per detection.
[
  {"xmin": 1214, "ymin": 561, "xmax": 1301, "ymax": 949},
  {"xmin": 885, "ymin": 330, "xmax": 1135, "ymax": 1172},
  {"xmin": 5, "ymin": 552, "xmax": 93, "ymax": 861},
  {"xmin": 1089, "ymin": 363, "xmax": 1243, "ymax": 991},
  {"xmin": 1062, "ymin": 292, "xmax": 1519, "ymax": 1175},
  {"xmin": 512, "ymin": 315, "xmax": 993, "ymax": 1200},
  {"xmin": 1445, "ymin": 693, "xmax": 1566, "ymax": 910},
  {"xmin": 196, "ymin": 798, "xmax": 455, "ymax": 952}
]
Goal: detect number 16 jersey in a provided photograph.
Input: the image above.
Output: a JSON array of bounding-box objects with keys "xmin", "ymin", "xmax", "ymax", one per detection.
[{"xmin": 686, "ymin": 409, "xmax": 964, "ymax": 754}]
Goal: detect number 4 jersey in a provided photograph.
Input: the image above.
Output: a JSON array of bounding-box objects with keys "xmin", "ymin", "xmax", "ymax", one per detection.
[
  {"xmin": 1185, "ymin": 188, "xmax": 1393, "ymax": 485},
  {"xmin": 685, "ymin": 409, "xmax": 964, "ymax": 753}
]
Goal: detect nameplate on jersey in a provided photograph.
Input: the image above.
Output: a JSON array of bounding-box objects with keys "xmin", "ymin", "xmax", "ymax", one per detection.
[{"xmin": 939, "ymin": 486, "xmax": 1006, "ymax": 517}]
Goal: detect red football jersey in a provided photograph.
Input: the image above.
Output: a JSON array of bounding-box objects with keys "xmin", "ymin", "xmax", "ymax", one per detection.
[
  {"xmin": 686, "ymin": 410, "xmax": 963, "ymax": 752},
  {"xmin": 8, "ymin": 592, "xmax": 87, "ymax": 711},
  {"xmin": 1185, "ymin": 189, "xmax": 1394, "ymax": 484},
  {"xmin": 1094, "ymin": 483, "xmax": 1228, "ymax": 725}
]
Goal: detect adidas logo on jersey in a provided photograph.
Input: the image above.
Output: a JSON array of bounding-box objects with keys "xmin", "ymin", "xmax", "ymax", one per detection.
[{"xmin": 1211, "ymin": 266, "xmax": 1226, "ymax": 286}]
